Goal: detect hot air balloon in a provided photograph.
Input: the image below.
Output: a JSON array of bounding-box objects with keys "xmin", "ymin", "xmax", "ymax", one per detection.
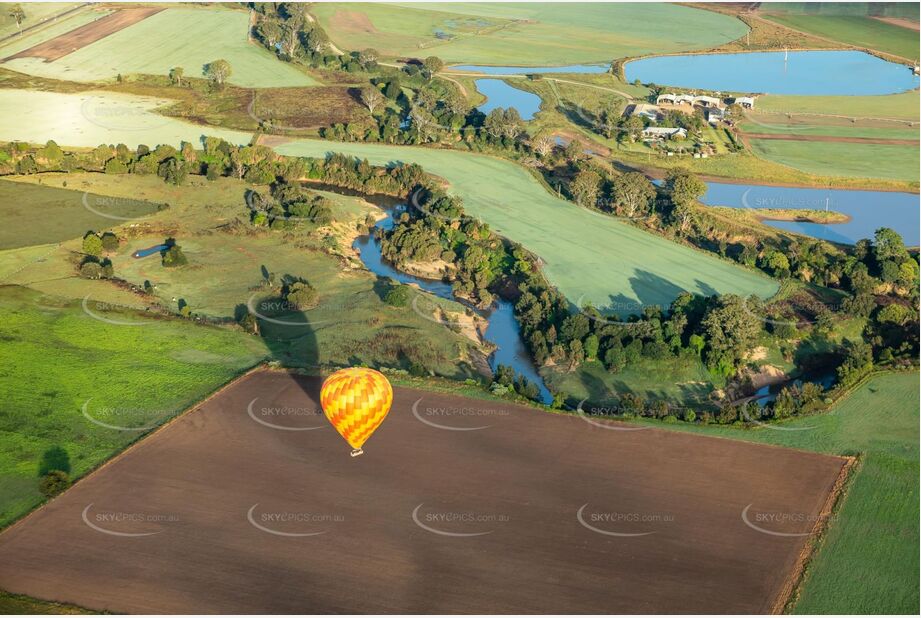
[{"xmin": 320, "ymin": 367, "xmax": 393, "ymax": 457}]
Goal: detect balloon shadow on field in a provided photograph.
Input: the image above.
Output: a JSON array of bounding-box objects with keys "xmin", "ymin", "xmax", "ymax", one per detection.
[{"xmin": 239, "ymin": 275, "xmax": 322, "ymax": 406}]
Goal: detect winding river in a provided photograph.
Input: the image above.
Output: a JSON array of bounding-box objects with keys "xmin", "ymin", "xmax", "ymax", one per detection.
[{"xmin": 353, "ymin": 200, "xmax": 553, "ymax": 404}]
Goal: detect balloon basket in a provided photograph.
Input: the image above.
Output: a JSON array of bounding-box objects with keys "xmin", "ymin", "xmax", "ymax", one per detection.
[{"xmin": 350, "ymin": 448, "xmax": 364, "ymax": 458}]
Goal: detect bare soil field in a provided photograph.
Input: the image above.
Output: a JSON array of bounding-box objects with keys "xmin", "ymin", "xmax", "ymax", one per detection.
[
  {"xmin": 0, "ymin": 370, "xmax": 845, "ymax": 614},
  {"xmin": 5, "ymin": 7, "xmax": 163, "ymax": 62}
]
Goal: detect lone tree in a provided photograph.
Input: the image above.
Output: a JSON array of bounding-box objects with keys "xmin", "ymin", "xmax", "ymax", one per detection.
[
  {"xmin": 664, "ymin": 168, "xmax": 705, "ymax": 233},
  {"xmin": 285, "ymin": 280, "xmax": 319, "ymax": 310},
  {"xmin": 169, "ymin": 66, "xmax": 184, "ymax": 86},
  {"xmin": 82, "ymin": 232, "xmax": 103, "ymax": 257},
  {"xmin": 529, "ymin": 132, "xmax": 555, "ymax": 158},
  {"xmin": 162, "ymin": 242, "xmax": 188, "ymax": 268},
  {"xmin": 570, "ymin": 170, "xmax": 602, "ymax": 208},
  {"xmin": 8, "ymin": 4, "xmax": 25, "ymax": 34},
  {"xmin": 360, "ymin": 85, "xmax": 384, "ymax": 115},
  {"xmin": 422, "ymin": 56, "xmax": 444, "ymax": 78},
  {"xmin": 204, "ymin": 59, "xmax": 232, "ymax": 86},
  {"xmin": 610, "ymin": 172, "xmax": 655, "ymax": 218}
]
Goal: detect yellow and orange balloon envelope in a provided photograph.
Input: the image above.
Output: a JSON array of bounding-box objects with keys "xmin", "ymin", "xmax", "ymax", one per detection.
[{"xmin": 320, "ymin": 368, "xmax": 393, "ymax": 456}]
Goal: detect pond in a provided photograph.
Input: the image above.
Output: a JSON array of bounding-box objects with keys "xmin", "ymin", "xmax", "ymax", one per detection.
[
  {"xmin": 132, "ymin": 244, "xmax": 169, "ymax": 259},
  {"xmin": 451, "ymin": 64, "xmax": 608, "ymax": 75},
  {"xmin": 624, "ymin": 50, "xmax": 920, "ymax": 95},
  {"xmin": 354, "ymin": 201, "xmax": 553, "ymax": 404},
  {"xmin": 475, "ymin": 79, "xmax": 542, "ymax": 120},
  {"xmin": 701, "ymin": 182, "xmax": 920, "ymax": 246}
]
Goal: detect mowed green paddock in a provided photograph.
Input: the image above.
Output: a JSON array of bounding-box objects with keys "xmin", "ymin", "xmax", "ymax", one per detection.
[
  {"xmin": 273, "ymin": 139, "xmax": 779, "ymax": 312},
  {"xmin": 0, "ymin": 7, "xmax": 316, "ymax": 88},
  {"xmin": 0, "ymin": 173, "xmax": 482, "ymax": 378},
  {"xmin": 0, "ymin": 179, "xmax": 160, "ymax": 249},
  {"xmin": 311, "ymin": 2, "xmax": 749, "ymax": 65},
  {"xmin": 645, "ymin": 371, "xmax": 919, "ymax": 614},
  {"xmin": 756, "ymin": 91, "xmax": 921, "ymax": 121},
  {"xmin": 748, "ymin": 139, "xmax": 920, "ymax": 181}
]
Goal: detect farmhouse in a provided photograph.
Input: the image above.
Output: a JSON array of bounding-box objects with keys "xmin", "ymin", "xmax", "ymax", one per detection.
[
  {"xmin": 733, "ymin": 96, "xmax": 756, "ymax": 109},
  {"xmin": 642, "ymin": 126, "xmax": 687, "ymax": 141},
  {"xmin": 628, "ymin": 103, "xmax": 661, "ymax": 121}
]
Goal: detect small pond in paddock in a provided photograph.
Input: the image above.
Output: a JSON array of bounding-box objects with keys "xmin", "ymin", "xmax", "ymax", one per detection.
[
  {"xmin": 474, "ymin": 79, "xmax": 542, "ymax": 120},
  {"xmin": 132, "ymin": 244, "xmax": 169, "ymax": 259},
  {"xmin": 624, "ymin": 50, "xmax": 919, "ymax": 95}
]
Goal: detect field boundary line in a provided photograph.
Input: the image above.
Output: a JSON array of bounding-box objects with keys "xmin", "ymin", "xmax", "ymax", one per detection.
[
  {"xmin": 0, "ymin": 361, "xmax": 269, "ymax": 536},
  {"xmin": 770, "ymin": 454, "xmax": 858, "ymax": 614},
  {"xmin": 742, "ymin": 132, "xmax": 920, "ymax": 146},
  {"xmin": 751, "ymin": 12, "xmax": 916, "ymax": 64},
  {"xmin": 0, "ymin": 3, "xmax": 91, "ymax": 48}
]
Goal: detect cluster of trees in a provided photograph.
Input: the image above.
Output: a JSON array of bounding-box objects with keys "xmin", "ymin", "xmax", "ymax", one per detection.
[
  {"xmin": 517, "ymin": 288, "xmax": 764, "ymax": 380},
  {"xmin": 246, "ymin": 183, "xmax": 335, "ymax": 229},
  {"xmin": 386, "ymin": 178, "xmax": 916, "ymax": 415},
  {"xmin": 283, "ymin": 278, "xmax": 319, "ymax": 311},
  {"xmin": 562, "ymin": 163, "xmax": 919, "ymax": 308},
  {"xmin": 79, "ymin": 231, "xmax": 118, "ymax": 279},
  {"xmin": 491, "ymin": 364, "xmax": 542, "ymax": 401},
  {"xmin": 251, "ymin": 2, "xmax": 379, "ymax": 74},
  {"xmin": 1, "ymin": 138, "xmax": 430, "ymax": 202},
  {"xmin": 161, "ymin": 241, "xmax": 187, "ymax": 268},
  {"xmin": 380, "ymin": 190, "xmax": 520, "ymax": 308}
]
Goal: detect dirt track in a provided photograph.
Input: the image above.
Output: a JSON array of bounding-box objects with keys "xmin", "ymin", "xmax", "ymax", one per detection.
[
  {"xmin": 5, "ymin": 7, "xmax": 163, "ymax": 62},
  {"xmin": 0, "ymin": 370, "xmax": 845, "ymax": 614},
  {"xmin": 744, "ymin": 132, "xmax": 920, "ymax": 146}
]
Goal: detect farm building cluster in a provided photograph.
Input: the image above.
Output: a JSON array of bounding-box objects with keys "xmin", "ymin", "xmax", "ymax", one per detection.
[
  {"xmin": 625, "ymin": 92, "xmax": 757, "ymax": 139},
  {"xmin": 619, "ymin": 92, "xmax": 760, "ymax": 157}
]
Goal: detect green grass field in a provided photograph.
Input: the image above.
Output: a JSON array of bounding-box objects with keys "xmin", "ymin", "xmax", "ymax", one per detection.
[
  {"xmin": 749, "ymin": 138, "xmax": 920, "ymax": 181},
  {"xmin": 273, "ymin": 138, "xmax": 779, "ymax": 313},
  {"xmin": 740, "ymin": 120, "xmax": 919, "ymax": 140},
  {"xmin": 0, "ymin": 7, "xmax": 317, "ymax": 88},
  {"xmin": 756, "ymin": 91, "xmax": 921, "ymax": 121},
  {"xmin": 1, "ymin": 173, "xmax": 485, "ymax": 380},
  {"xmin": 644, "ymin": 371, "xmax": 919, "ymax": 614},
  {"xmin": 0, "ymin": 589, "xmax": 92, "ymax": 615},
  {"xmin": 0, "ymin": 179, "xmax": 161, "ymax": 250},
  {"xmin": 0, "ymin": 284, "xmax": 267, "ymax": 527},
  {"xmin": 762, "ymin": 14, "xmax": 919, "ymax": 59},
  {"xmin": 311, "ymin": 2, "xmax": 748, "ymax": 65}
]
